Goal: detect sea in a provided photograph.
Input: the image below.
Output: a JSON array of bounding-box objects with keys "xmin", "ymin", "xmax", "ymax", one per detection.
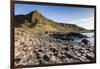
[{"xmin": 74, "ymin": 32, "xmax": 94, "ymax": 46}]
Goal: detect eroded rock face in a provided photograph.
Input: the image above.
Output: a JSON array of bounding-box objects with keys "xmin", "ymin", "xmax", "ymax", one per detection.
[{"xmin": 14, "ymin": 28, "xmax": 94, "ymax": 66}]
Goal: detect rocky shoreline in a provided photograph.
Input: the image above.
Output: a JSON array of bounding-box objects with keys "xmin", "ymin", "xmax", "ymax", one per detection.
[{"xmin": 15, "ymin": 28, "xmax": 94, "ymax": 66}]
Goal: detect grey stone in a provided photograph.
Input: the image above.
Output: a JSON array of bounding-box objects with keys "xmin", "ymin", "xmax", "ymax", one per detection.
[{"xmin": 50, "ymin": 56, "xmax": 56, "ymax": 62}]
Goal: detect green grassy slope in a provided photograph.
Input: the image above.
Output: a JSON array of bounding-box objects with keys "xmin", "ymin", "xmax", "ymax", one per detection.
[{"xmin": 15, "ymin": 10, "xmax": 87, "ymax": 32}]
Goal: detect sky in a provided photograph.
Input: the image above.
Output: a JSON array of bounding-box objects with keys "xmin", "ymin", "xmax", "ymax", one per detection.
[{"xmin": 15, "ymin": 4, "xmax": 94, "ymax": 30}]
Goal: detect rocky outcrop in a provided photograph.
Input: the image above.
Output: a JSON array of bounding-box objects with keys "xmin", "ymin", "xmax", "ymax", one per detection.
[{"xmin": 15, "ymin": 28, "xmax": 94, "ymax": 66}]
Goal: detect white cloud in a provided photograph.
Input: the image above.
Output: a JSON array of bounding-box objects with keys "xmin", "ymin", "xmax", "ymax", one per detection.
[{"xmin": 68, "ymin": 17, "xmax": 94, "ymax": 30}]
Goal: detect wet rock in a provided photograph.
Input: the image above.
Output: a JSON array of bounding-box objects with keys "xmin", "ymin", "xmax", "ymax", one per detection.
[
  {"xmin": 81, "ymin": 39, "xmax": 90, "ymax": 45},
  {"xmin": 86, "ymin": 55, "xmax": 93, "ymax": 60},
  {"xmin": 88, "ymin": 47, "xmax": 94, "ymax": 52},
  {"xmin": 84, "ymin": 50, "xmax": 89, "ymax": 53},
  {"xmin": 87, "ymin": 52, "xmax": 94, "ymax": 58},
  {"xmin": 54, "ymin": 52, "xmax": 58, "ymax": 56},
  {"xmin": 50, "ymin": 48, "xmax": 58, "ymax": 53},
  {"xmin": 15, "ymin": 58, "xmax": 21, "ymax": 63},
  {"xmin": 82, "ymin": 53, "xmax": 87, "ymax": 56},
  {"xmin": 67, "ymin": 32, "xmax": 87, "ymax": 38},
  {"xmin": 36, "ymin": 52, "xmax": 40, "ymax": 56},
  {"xmin": 43, "ymin": 55, "xmax": 49, "ymax": 61},
  {"xmin": 39, "ymin": 59, "xmax": 44, "ymax": 64},
  {"xmin": 38, "ymin": 49, "xmax": 43, "ymax": 52},
  {"xmin": 79, "ymin": 56, "xmax": 86, "ymax": 61},
  {"xmin": 76, "ymin": 53, "xmax": 81, "ymax": 57},
  {"xmin": 20, "ymin": 42, "xmax": 24, "ymax": 45},
  {"xmin": 63, "ymin": 47, "xmax": 69, "ymax": 51},
  {"xmin": 72, "ymin": 55, "xmax": 80, "ymax": 59},
  {"xmin": 64, "ymin": 53, "xmax": 73, "ymax": 58},
  {"xmin": 73, "ymin": 46, "xmax": 79, "ymax": 49},
  {"xmin": 36, "ymin": 56, "xmax": 40, "ymax": 59}
]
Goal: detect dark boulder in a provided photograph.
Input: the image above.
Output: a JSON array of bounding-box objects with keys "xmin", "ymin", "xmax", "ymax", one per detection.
[
  {"xmin": 39, "ymin": 59, "xmax": 44, "ymax": 64},
  {"xmin": 64, "ymin": 47, "xmax": 69, "ymax": 51},
  {"xmin": 86, "ymin": 55, "xmax": 93, "ymax": 60},
  {"xmin": 15, "ymin": 58, "xmax": 21, "ymax": 63},
  {"xmin": 36, "ymin": 56, "xmax": 40, "ymax": 59},
  {"xmin": 64, "ymin": 53, "xmax": 73, "ymax": 58},
  {"xmin": 43, "ymin": 55, "xmax": 49, "ymax": 61},
  {"xmin": 38, "ymin": 49, "xmax": 43, "ymax": 52},
  {"xmin": 81, "ymin": 39, "xmax": 90, "ymax": 45},
  {"xmin": 67, "ymin": 32, "xmax": 88, "ymax": 38},
  {"xmin": 49, "ymin": 33, "xmax": 73, "ymax": 41},
  {"xmin": 50, "ymin": 48, "xmax": 58, "ymax": 53}
]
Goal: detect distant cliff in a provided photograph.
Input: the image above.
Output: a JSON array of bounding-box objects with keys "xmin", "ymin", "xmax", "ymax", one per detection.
[{"xmin": 15, "ymin": 10, "xmax": 87, "ymax": 32}]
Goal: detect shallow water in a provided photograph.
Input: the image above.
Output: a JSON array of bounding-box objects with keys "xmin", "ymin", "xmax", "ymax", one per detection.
[{"xmin": 74, "ymin": 32, "xmax": 94, "ymax": 46}]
